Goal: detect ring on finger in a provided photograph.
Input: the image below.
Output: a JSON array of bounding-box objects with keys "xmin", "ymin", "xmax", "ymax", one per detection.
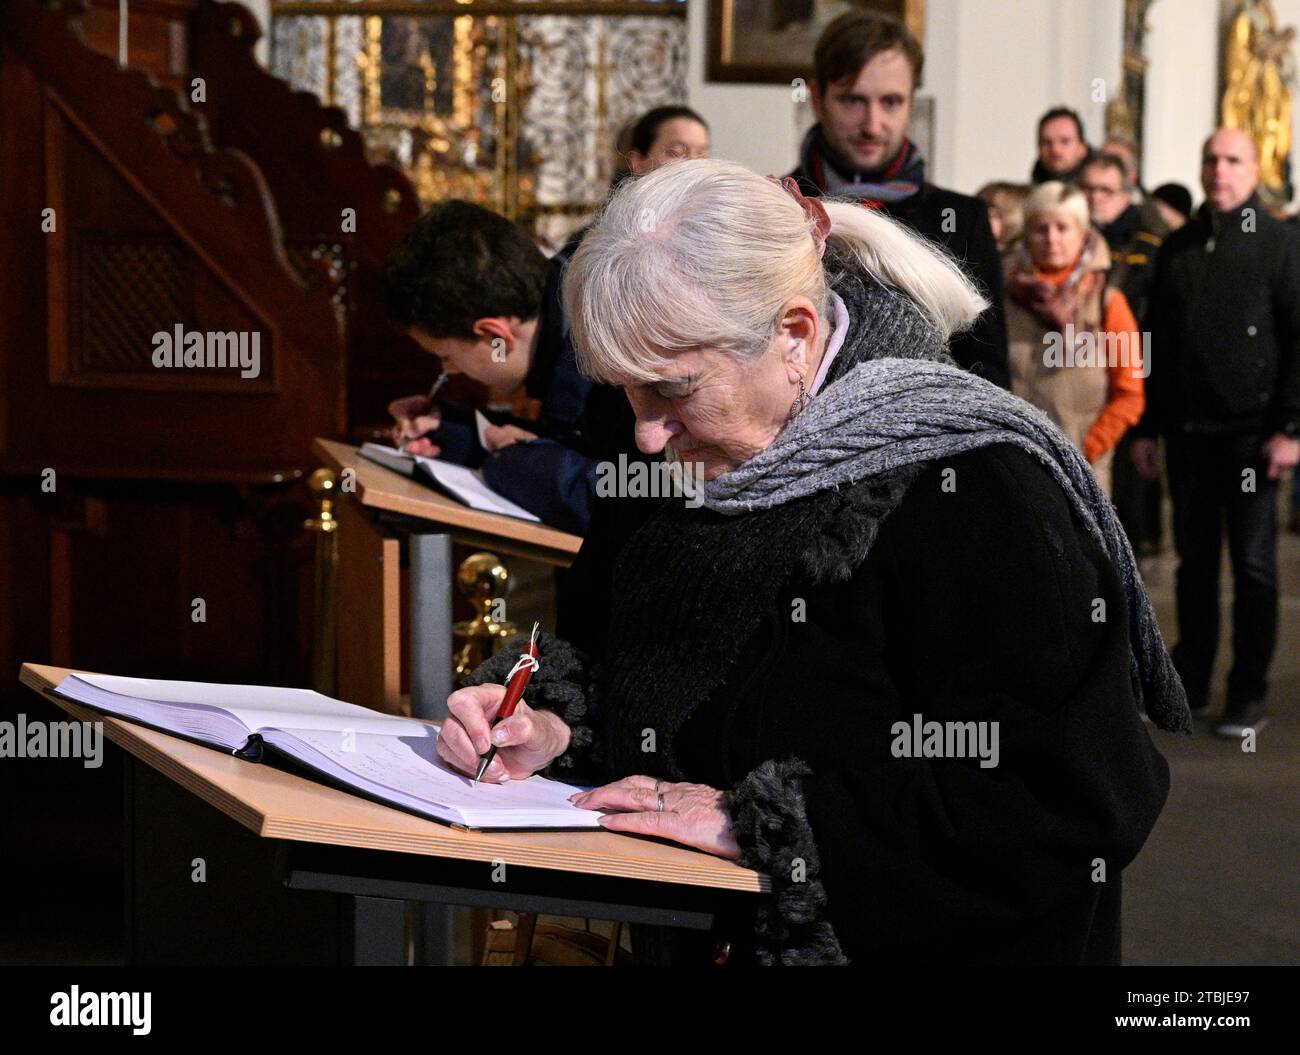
[{"xmin": 657, "ymin": 791, "xmax": 666, "ymax": 813}]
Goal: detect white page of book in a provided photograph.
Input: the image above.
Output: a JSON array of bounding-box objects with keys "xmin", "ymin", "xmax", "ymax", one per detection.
[
  {"xmin": 411, "ymin": 454, "xmax": 540, "ymax": 522},
  {"xmin": 474, "ymin": 409, "xmax": 492, "ymax": 449},
  {"xmin": 72, "ymin": 674, "xmax": 426, "ymax": 738},
  {"xmin": 275, "ymin": 727, "xmax": 599, "ymax": 827},
  {"xmin": 360, "ymin": 442, "xmax": 540, "ymax": 523}
]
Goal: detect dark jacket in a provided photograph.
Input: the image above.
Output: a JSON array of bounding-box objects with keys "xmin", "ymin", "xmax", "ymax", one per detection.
[
  {"xmin": 1137, "ymin": 193, "xmax": 1300, "ymax": 439},
  {"xmin": 468, "ymin": 249, "xmax": 1172, "ymax": 966},
  {"xmin": 1099, "ymin": 202, "xmax": 1165, "ymax": 325},
  {"xmin": 786, "ymin": 170, "xmax": 1011, "ymax": 389},
  {"xmin": 472, "ymin": 444, "xmax": 1170, "ymax": 966},
  {"xmin": 478, "ymin": 230, "xmax": 643, "ymax": 534}
]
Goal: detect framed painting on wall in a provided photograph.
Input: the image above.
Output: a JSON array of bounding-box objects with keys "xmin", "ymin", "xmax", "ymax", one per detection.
[{"xmin": 707, "ymin": 0, "xmax": 926, "ymax": 85}]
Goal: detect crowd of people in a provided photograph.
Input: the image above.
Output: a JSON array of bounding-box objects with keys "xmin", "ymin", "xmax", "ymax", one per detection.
[
  {"xmin": 373, "ymin": 9, "xmax": 1293, "ymax": 966},
  {"xmin": 973, "ymin": 111, "xmax": 1300, "ymax": 740}
]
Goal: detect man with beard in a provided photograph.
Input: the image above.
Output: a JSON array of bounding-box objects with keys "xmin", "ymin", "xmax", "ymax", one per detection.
[
  {"xmin": 1034, "ymin": 107, "xmax": 1094, "ymax": 184},
  {"xmin": 786, "ymin": 11, "xmax": 1009, "ymax": 388}
]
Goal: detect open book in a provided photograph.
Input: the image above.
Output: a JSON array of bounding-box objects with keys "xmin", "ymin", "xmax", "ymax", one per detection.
[
  {"xmin": 52, "ymin": 673, "xmax": 598, "ymax": 831},
  {"xmin": 359, "ymin": 441, "xmax": 539, "ymax": 523}
]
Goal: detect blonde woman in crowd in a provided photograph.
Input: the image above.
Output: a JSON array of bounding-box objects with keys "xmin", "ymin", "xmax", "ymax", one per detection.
[{"xmin": 1004, "ymin": 180, "xmax": 1146, "ymax": 494}]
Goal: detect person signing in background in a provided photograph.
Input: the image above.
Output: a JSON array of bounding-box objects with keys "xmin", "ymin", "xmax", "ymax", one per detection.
[{"xmin": 382, "ymin": 108, "xmax": 711, "ymax": 535}]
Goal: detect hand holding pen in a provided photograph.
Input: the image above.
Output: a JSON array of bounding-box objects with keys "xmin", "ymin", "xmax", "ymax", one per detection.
[
  {"xmin": 473, "ymin": 622, "xmax": 540, "ymax": 784},
  {"xmin": 436, "ymin": 624, "xmax": 572, "ymax": 784},
  {"xmin": 387, "ymin": 370, "xmax": 448, "ymax": 455}
]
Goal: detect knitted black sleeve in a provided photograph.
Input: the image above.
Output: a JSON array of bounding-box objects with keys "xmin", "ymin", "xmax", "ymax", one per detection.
[
  {"xmin": 461, "ymin": 631, "xmax": 603, "ymax": 783},
  {"xmin": 725, "ymin": 758, "xmax": 849, "ymax": 966}
]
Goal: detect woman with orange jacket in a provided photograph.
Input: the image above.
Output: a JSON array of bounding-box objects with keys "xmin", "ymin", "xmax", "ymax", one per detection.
[{"xmin": 1004, "ymin": 181, "xmax": 1145, "ymax": 495}]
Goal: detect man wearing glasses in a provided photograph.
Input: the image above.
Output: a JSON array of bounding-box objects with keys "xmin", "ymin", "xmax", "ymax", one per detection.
[
  {"xmin": 1080, "ymin": 153, "xmax": 1164, "ymax": 324},
  {"xmin": 1081, "ymin": 152, "xmax": 1167, "ymax": 559}
]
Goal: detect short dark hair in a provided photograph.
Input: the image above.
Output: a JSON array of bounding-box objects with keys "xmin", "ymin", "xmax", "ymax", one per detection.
[
  {"xmin": 1082, "ymin": 152, "xmax": 1130, "ymax": 188},
  {"xmin": 1038, "ymin": 107, "xmax": 1086, "ymax": 143},
  {"xmin": 814, "ymin": 10, "xmax": 923, "ymax": 92},
  {"xmin": 1151, "ymin": 182, "xmax": 1193, "ymax": 220},
  {"xmin": 383, "ymin": 201, "xmax": 548, "ymax": 339},
  {"xmin": 628, "ymin": 105, "xmax": 709, "ymax": 156}
]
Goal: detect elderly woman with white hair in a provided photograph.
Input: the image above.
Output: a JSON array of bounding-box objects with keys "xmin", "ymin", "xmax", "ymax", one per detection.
[
  {"xmin": 440, "ymin": 159, "xmax": 1187, "ymax": 966},
  {"xmin": 1004, "ymin": 180, "xmax": 1147, "ymax": 495}
]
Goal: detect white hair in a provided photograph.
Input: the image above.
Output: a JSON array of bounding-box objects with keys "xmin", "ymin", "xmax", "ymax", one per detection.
[
  {"xmin": 562, "ymin": 157, "xmax": 988, "ymax": 384},
  {"xmin": 1023, "ymin": 180, "xmax": 1091, "ymax": 232}
]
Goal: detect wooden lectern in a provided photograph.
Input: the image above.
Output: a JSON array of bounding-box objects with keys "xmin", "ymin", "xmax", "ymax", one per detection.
[
  {"xmin": 310, "ymin": 439, "xmax": 582, "ymax": 720},
  {"xmin": 18, "ymin": 663, "xmax": 764, "ymax": 965}
]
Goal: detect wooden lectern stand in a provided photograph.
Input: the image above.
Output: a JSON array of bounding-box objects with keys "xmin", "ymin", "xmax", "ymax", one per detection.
[
  {"xmin": 18, "ymin": 663, "xmax": 764, "ymax": 965},
  {"xmin": 310, "ymin": 439, "xmax": 582, "ymax": 720}
]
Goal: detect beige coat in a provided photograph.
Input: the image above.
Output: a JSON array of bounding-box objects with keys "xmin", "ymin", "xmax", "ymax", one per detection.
[{"xmin": 1006, "ymin": 239, "xmax": 1118, "ymax": 494}]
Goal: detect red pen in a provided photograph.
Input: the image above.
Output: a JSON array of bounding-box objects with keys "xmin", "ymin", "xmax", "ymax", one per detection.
[{"xmin": 473, "ymin": 622, "xmax": 540, "ymax": 785}]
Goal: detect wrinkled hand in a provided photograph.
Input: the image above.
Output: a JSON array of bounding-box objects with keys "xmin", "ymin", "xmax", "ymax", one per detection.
[
  {"xmin": 436, "ymin": 683, "xmax": 571, "ymax": 783},
  {"xmin": 1130, "ymin": 437, "xmax": 1162, "ymax": 481},
  {"xmin": 571, "ymin": 776, "xmax": 741, "ymax": 861},
  {"xmin": 388, "ymin": 393, "xmax": 442, "ymax": 456},
  {"xmin": 483, "ymin": 423, "xmax": 539, "ymax": 453},
  {"xmin": 1263, "ymin": 432, "xmax": 1300, "ymax": 480}
]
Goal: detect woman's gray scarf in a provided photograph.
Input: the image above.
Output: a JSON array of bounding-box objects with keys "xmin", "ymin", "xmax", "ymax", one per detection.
[{"xmin": 703, "ymin": 272, "xmax": 1191, "ymax": 734}]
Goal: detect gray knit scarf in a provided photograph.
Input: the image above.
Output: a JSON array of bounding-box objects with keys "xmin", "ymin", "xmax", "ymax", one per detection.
[{"xmin": 703, "ymin": 276, "xmax": 1191, "ymax": 735}]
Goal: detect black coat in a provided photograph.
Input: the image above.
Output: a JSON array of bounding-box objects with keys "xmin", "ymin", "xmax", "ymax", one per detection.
[
  {"xmin": 1137, "ymin": 194, "xmax": 1300, "ymax": 438},
  {"xmin": 478, "ymin": 229, "xmax": 645, "ymax": 534},
  {"xmin": 1100, "ymin": 202, "xmax": 1166, "ymax": 325},
  {"xmin": 526, "ymin": 229, "xmax": 640, "ymax": 460},
  {"xmin": 479, "ymin": 443, "xmax": 1171, "ymax": 965},
  {"xmin": 787, "ymin": 170, "xmax": 1011, "ymax": 389}
]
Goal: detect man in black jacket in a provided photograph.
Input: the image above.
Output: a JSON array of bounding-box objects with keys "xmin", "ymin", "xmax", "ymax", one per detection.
[
  {"xmin": 1082, "ymin": 152, "xmax": 1166, "ymax": 555},
  {"xmin": 786, "ymin": 11, "xmax": 1009, "ymax": 388},
  {"xmin": 1081, "ymin": 153, "xmax": 1165, "ymax": 323},
  {"xmin": 1132, "ymin": 128, "xmax": 1300, "ymax": 737}
]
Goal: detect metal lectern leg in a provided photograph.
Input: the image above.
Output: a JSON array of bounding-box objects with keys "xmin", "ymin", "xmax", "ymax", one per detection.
[
  {"xmin": 408, "ymin": 531, "xmax": 453, "ymax": 721},
  {"xmin": 352, "ymin": 896, "xmax": 408, "ymax": 965},
  {"xmin": 406, "ymin": 530, "xmax": 457, "ymax": 964}
]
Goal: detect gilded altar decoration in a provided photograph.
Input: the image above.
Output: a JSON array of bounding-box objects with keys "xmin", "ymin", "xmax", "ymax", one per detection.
[
  {"xmin": 1222, "ymin": 0, "xmax": 1295, "ymax": 203},
  {"xmin": 1104, "ymin": 0, "xmax": 1155, "ymax": 158},
  {"xmin": 270, "ymin": 1, "xmax": 688, "ymax": 251}
]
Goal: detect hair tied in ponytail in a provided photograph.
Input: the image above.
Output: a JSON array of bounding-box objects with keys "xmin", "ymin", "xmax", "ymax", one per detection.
[{"xmin": 766, "ymin": 174, "xmax": 832, "ymax": 258}]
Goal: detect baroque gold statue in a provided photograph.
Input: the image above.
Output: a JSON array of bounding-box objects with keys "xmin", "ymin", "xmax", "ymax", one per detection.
[{"xmin": 1222, "ymin": 0, "xmax": 1296, "ymax": 202}]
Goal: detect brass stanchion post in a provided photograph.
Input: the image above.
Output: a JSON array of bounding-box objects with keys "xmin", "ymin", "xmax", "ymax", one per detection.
[{"xmin": 305, "ymin": 468, "xmax": 340, "ymax": 696}]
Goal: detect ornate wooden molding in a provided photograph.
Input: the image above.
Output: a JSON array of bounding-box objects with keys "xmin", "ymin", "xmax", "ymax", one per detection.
[
  {"xmin": 189, "ymin": 1, "xmax": 420, "ymax": 270},
  {"xmin": 2, "ymin": 0, "xmax": 349, "ymax": 477},
  {"xmin": 7, "ymin": 0, "xmax": 346, "ymax": 386}
]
